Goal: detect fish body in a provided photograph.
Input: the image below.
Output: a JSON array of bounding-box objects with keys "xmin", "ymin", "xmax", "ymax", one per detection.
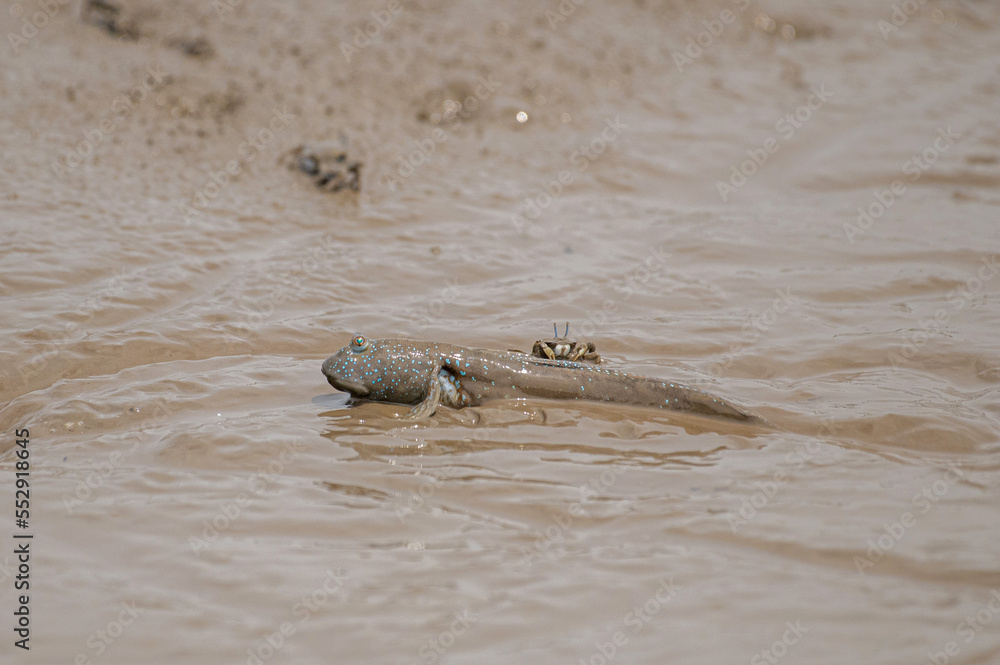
[{"xmin": 322, "ymin": 336, "xmax": 758, "ymax": 422}]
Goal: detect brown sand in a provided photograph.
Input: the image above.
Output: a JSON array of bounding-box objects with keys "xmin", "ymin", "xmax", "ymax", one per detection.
[{"xmin": 2, "ymin": 0, "xmax": 1000, "ymax": 663}]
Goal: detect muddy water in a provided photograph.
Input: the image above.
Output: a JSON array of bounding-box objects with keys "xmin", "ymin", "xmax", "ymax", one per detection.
[{"xmin": 2, "ymin": 0, "xmax": 1000, "ymax": 663}]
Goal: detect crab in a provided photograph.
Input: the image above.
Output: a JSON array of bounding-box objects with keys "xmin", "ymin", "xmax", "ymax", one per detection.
[
  {"xmin": 287, "ymin": 138, "xmax": 362, "ymax": 193},
  {"xmin": 531, "ymin": 323, "xmax": 601, "ymax": 363}
]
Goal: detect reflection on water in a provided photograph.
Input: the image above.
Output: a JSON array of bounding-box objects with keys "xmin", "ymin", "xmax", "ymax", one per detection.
[{"xmin": 2, "ymin": 0, "xmax": 999, "ymax": 663}]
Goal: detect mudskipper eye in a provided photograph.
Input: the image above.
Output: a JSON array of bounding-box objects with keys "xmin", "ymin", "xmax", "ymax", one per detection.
[{"xmin": 350, "ymin": 335, "xmax": 370, "ymax": 353}]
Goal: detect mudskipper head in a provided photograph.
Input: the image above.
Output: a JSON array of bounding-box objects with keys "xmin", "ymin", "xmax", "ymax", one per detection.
[
  {"xmin": 322, "ymin": 334, "xmax": 376, "ymax": 397},
  {"xmin": 321, "ymin": 335, "xmax": 435, "ymax": 404}
]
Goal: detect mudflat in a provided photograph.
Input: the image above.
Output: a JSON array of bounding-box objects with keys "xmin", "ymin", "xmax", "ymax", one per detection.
[{"xmin": 2, "ymin": 1, "xmax": 999, "ymax": 663}]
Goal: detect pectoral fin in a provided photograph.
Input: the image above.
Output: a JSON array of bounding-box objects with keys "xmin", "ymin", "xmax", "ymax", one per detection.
[{"xmin": 403, "ymin": 373, "xmax": 442, "ymax": 420}]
